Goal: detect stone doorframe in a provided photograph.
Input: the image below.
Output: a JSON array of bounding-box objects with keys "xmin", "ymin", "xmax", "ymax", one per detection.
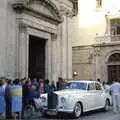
[
  {"xmin": 16, "ymin": 17, "xmax": 58, "ymax": 80},
  {"xmin": 12, "ymin": 0, "xmax": 74, "ymax": 80}
]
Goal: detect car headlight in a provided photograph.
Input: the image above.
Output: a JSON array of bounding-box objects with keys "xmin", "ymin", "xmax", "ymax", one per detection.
[
  {"xmin": 61, "ymin": 97, "xmax": 66, "ymax": 103},
  {"xmin": 41, "ymin": 96, "xmax": 47, "ymax": 102}
]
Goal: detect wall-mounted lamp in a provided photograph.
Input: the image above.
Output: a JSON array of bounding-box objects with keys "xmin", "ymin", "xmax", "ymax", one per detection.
[{"xmin": 73, "ymin": 71, "xmax": 79, "ymax": 76}]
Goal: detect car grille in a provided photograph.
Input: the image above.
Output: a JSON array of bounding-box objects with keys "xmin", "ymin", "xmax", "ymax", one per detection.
[{"xmin": 48, "ymin": 92, "xmax": 58, "ymax": 109}]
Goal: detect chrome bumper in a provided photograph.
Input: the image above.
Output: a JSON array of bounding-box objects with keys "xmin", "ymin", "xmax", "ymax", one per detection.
[{"xmin": 43, "ymin": 107, "xmax": 73, "ymax": 115}]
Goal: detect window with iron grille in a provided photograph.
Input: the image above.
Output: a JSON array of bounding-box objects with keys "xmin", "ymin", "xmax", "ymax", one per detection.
[
  {"xmin": 110, "ymin": 19, "xmax": 120, "ymax": 35},
  {"xmin": 96, "ymin": 0, "xmax": 102, "ymax": 8},
  {"xmin": 117, "ymin": 26, "xmax": 120, "ymax": 35}
]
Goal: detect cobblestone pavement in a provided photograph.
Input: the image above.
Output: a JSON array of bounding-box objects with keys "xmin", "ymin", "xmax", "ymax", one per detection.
[{"xmin": 26, "ymin": 109, "xmax": 120, "ymax": 120}]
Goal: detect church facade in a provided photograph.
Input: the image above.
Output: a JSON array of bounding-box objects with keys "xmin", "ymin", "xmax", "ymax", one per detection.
[
  {"xmin": 0, "ymin": 0, "xmax": 76, "ymax": 80},
  {"xmin": 72, "ymin": 0, "xmax": 120, "ymax": 82}
]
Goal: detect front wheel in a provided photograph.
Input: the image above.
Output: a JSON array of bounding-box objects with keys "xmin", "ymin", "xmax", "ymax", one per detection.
[{"xmin": 73, "ymin": 102, "xmax": 82, "ymax": 118}]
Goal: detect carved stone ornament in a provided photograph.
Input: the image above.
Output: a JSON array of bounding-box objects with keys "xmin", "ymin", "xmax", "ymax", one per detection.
[
  {"xmin": 60, "ymin": 5, "xmax": 73, "ymax": 17},
  {"xmin": 11, "ymin": 0, "xmax": 63, "ymax": 23},
  {"xmin": 11, "ymin": 0, "xmax": 25, "ymax": 13},
  {"xmin": 94, "ymin": 47, "xmax": 101, "ymax": 56},
  {"xmin": 51, "ymin": 33, "xmax": 57, "ymax": 41},
  {"xmin": 19, "ymin": 22, "xmax": 27, "ymax": 33}
]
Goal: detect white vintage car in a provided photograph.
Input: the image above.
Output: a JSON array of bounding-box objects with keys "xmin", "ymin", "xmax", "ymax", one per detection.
[{"xmin": 40, "ymin": 80, "xmax": 112, "ymax": 118}]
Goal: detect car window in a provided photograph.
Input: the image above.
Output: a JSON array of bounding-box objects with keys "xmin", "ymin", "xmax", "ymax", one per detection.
[
  {"xmin": 62, "ymin": 82, "xmax": 87, "ymax": 90},
  {"xmin": 95, "ymin": 83, "xmax": 102, "ymax": 90},
  {"xmin": 87, "ymin": 83, "xmax": 95, "ymax": 90}
]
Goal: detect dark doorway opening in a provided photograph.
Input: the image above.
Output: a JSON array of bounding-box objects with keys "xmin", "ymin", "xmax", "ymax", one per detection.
[
  {"xmin": 29, "ymin": 35, "xmax": 46, "ymax": 79},
  {"xmin": 107, "ymin": 53, "xmax": 120, "ymax": 83},
  {"xmin": 108, "ymin": 65, "xmax": 120, "ymax": 83}
]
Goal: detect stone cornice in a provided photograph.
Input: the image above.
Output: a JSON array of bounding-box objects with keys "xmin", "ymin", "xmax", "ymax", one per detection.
[{"xmin": 11, "ymin": 0, "xmax": 63, "ymax": 23}]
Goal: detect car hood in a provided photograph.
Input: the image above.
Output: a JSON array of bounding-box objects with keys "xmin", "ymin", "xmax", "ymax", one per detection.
[{"xmin": 54, "ymin": 89, "xmax": 86, "ymax": 95}]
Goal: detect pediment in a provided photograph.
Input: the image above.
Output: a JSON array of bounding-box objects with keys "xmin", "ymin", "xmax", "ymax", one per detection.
[
  {"xmin": 27, "ymin": 0, "xmax": 63, "ymax": 23},
  {"xmin": 12, "ymin": 0, "xmax": 63, "ymax": 23},
  {"xmin": 29, "ymin": 2, "xmax": 58, "ymax": 21}
]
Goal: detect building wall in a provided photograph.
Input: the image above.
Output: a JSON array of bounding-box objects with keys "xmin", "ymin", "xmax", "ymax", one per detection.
[
  {"xmin": 72, "ymin": 46, "xmax": 95, "ymax": 80},
  {"xmin": 94, "ymin": 44, "xmax": 120, "ymax": 82},
  {"xmin": 72, "ymin": 44, "xmax": 120, "ymax": 81},
  {"xmin": 0, "ymin": 0, "xmax": 73, "ymax": 80},
  {"xmin": 72, "ymin": 0, "xmax": 120, "ymax": 46},
  {"xmin": 0, "ymin": 0, "xmax": 17, "ymax": 79},
  {"xmin": 72, "ymin": 0, "xmax": 120, "ymax": 81}
]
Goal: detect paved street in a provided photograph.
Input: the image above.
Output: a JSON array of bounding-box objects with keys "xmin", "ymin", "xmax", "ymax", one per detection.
[{"xmin": 27, "ymin": 109, "xmax": 120, "ymax": 120}]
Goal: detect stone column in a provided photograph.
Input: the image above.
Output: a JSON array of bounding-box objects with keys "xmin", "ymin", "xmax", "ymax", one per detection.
[
  {"xmin": 104, "ymin": 62, "xmax": 108, "ymax": 82},
  {"xmin": 55, "ymin": 24, "xmax": 62, "ymax": 80},
  {"xmin": 15, "ymin": 19, "xmax": 20, "ymax": 78},
  {"xmin": 105, "ymin": 15, "xmax": 111, "ymax": 36},
  {"xmin": 94, "ymin": 47, "xmax": 101, "ymax": 80},
  {"xmin": 66, "ymin": 14, "xmax": 72, "ymax": 79},
  {"xmin": 60, "ymin": 10, "xmax": 73, "ymax": 79},
  {"xmin": 51, "ymin": 33, "xmax": 57, "ymax": 81},
  {"xmin": 46, "ymin": 36, "xmax": 52, "ymax": 80},
  {"xmin": 18, "ymin": 23, "xmax": 27, "ymax": 78},
  {"xmin": 61, "ymin": 15, "xmax": 67, "ymax": 79}
]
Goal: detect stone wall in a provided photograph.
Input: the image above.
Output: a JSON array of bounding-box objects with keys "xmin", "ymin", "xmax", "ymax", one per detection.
[
  {"xmin": 73, "ymin": 43, "xmax": 120, "ymax": 82},
  {"xmin": 93, "ymin": 43, "xmax": 120, "ymax": 82},
  {"xmin": 0, "ymin": 0, "xmax": 74, "ymax": 80},
  {"xmin": 0, "ymin": 0, "xmax": 17, "ymax": 79},
  {"xmin": 72, "ymin": 46, "xmax": 95, "ymax": 80}
]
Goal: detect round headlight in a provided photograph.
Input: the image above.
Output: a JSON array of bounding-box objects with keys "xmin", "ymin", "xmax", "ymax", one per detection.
[{"xmin": 61, "ymin": 97, "xmax": 66, "ymax": 103}]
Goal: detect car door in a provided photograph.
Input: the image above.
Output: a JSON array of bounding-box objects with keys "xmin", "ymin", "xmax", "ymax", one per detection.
[
  {"xmin": 94, "ymin": 82, "xmax": 105, "ymax": 108},
  {"xmin": 85, "ymin": 83, "xmax": 96, "ymax": 110}
]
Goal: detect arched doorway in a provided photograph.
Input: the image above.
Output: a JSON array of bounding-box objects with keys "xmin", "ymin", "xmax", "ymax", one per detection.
[{"xmin": 107, "ymin": 53, "xmax": 120, "ymax": 83}]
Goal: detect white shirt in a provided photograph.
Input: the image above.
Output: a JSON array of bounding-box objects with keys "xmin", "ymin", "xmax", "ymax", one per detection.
[
  {"xmin": 110, "ymin": 82, "xmax": 120, "ymax": 96},
  {"xmin": 104, "ymin": 85, "xmax": 110, "ymax": 90},
  {"xmin": 2, "ymin": 83, "xmax": 7, "ymax": 92}
]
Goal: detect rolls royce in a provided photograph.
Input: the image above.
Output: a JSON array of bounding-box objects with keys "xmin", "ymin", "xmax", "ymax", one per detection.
[{"xmin": 40, "ymin": 81, "xmax": 111, "ymax": 118}]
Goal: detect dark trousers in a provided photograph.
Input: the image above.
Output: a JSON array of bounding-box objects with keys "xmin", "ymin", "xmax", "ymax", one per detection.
[{"xmin": 5, "ymin": 99, "xmax": 12, "ymax": 119}]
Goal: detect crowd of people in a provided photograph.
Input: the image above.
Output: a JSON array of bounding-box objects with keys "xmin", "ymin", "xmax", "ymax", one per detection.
[
  {"xmin": 0, "ymin": 77, "xmax": 64, "ymax": 120},
  {"xmin": 0, "ymin": 76, "xmax": 120, "ymax": 119}
]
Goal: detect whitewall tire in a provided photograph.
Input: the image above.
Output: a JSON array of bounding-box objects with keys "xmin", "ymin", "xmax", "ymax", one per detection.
[{"xmin": 73, "ymin": 102, "xmax": 82, "ymax": 118}]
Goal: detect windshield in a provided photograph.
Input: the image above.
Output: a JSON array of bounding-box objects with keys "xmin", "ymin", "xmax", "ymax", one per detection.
[{"xmin": 62, "ymin": 82, "xmax": 87, "ymax": 90}]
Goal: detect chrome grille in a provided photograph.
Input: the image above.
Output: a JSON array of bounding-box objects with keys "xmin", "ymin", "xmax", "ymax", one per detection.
[{"xmin": 48, "ymin": 93, "xmax": 58, "ymax": 109}]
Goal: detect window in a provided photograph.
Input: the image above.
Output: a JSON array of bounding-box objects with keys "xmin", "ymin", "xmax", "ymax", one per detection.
[
  {"xmin": 96, "ymin": 0, "xmax": 102, "ymax": 8},
  {"xmin": 108, "ymin": 53, "xmax": 120, "ymax": 83},
  {"xmin": 117, "ymin": 27, "xmax": 120, "ymax": 35},
  {"xmin": 62, "ymin": 82, "xmax": 87, "ymax": 90},
  {"xmin": 73, "ymin": 0, "xmax": 78, "ymax": 16},
  {"xmin": 110, "ymin": 19, "xmax": 120, "ymax": 35},
  {"xmin": 95, "ymin": 83, "xmax": 102, "ymax": 90},
  {"xmin": 88, "ymin": 83, "xmax": 95, "ymax": 90}
]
